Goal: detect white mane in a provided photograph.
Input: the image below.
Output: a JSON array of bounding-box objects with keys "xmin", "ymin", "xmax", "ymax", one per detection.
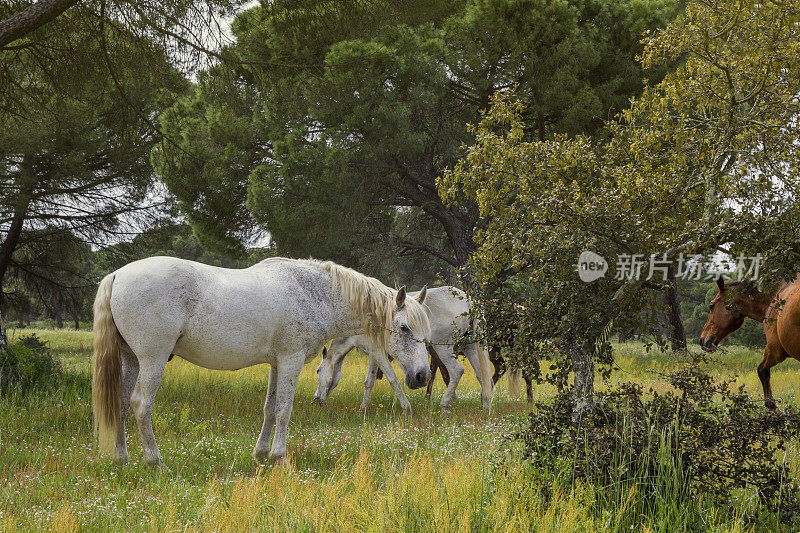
[{"xmin": 297, "ymin": 259, "xmax": 431, "ymax": 350}]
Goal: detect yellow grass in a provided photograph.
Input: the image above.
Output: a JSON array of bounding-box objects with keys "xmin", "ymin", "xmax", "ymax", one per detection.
[{"xmin": 0, "ymin": 331, "xmax": 797, "ymax": 531}]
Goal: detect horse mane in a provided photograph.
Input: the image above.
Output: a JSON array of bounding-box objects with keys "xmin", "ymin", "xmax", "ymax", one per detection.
[
  {"xmin": 297, "ymin": 259, "xmax": 431, "ymax": 351},
  {"xmin": 725, "ymin": 280, "xmax": 758, "ymax": 294}
]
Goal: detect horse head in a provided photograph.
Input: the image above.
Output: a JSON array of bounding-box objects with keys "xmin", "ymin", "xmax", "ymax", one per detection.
[
  {"xmin": 385, "ymin": 286, "xmax": 431, "ymax": 389},
  {"xmin": 699, "ymin": 276, "xmax": 753, "ymax": 351},
  {"xmin": 314, "ymin": 340, "xmax": 352, "ymax": 404}
]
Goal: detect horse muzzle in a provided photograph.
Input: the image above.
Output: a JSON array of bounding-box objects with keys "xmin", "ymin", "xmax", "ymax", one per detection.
[
  {"xmin": 699, "ymin": 337, "xmax": 717, "ymax": 352},
  {"xmin": 406, "ymin": 369, "xmax": 432, "ymax": 390}
]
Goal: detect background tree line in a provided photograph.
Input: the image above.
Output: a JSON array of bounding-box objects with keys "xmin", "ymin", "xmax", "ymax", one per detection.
[
  {"xmin": 0, "ymin": 0, "xmax": 785, "ymax": 386},
  {"xmin": 2, "ymin": 0, "xmax": 683, "ymax": 333}
]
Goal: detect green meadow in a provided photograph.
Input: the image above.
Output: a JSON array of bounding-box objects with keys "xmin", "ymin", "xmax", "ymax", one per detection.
[{"xmin": 1, "ymin": 329, "xmax": 798, "ymax": 532}]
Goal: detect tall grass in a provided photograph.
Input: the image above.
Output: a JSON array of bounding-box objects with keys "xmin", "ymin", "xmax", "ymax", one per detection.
[{"xmin": 0, "ymin": 332, "xmax": 797, "ymax": 530}]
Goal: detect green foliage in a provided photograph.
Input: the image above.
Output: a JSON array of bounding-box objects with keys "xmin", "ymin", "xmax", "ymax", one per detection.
[
  {"xmin": 154, "ymin": 0, "xmax": 677, "ymax": 278},
  {"xmin": 0, "ymin": 10, "xmax": 188, "ymax": 320},
  {"xmin": 441, "ymin": 0, "xmax": 800, "ymax": 403},
  {"xmin": 615, "ymin": 0, "xmax": 800, "ymax": 278},
  {"xmin": 151, "ymin": 71, "xmax": 262, "ymax": 258},
  {"xmin": 518, "ymin": 359, "xmax": 800, "ymax": 528},
  {"xmin": 439, "ymin": 93, "xmax": 662, "ymax": 390},
  {"xmin": 95, "ymin": 223, "xmax": 247, "ymax": 274},
  {"xmin": 0, "ymin": 334, "xmax": 61, "ymax": 394}
]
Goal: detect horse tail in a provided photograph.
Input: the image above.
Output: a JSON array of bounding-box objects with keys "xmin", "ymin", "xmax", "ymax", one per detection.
[
  {"xmin": 470, "ymin": 318, "xmax": 493, "ymax": 409},
  {"xmin": 92, "ymin": 273, "xmax": 122, "ymax": 457},
  {"xmin": 508, "ymin": 370, "xmax": 523, "ymax": 398},
  {"xmin": 476, "ymin": 342, "xmax": 493, "ymax": 409}
]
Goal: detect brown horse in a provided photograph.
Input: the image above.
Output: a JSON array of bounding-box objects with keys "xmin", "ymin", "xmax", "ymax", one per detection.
[{"xmin": 700, "ymin": 276, "xmax": 800, "ymax": 409}]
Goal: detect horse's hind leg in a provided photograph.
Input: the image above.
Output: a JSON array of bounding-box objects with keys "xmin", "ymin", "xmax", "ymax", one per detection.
[
  {"xmin": 489, "ymin": 348, "xmax": 503, "ymax": 385},
  {"xmin": 115, "ymin": 344, "xmax": 139, "ymax": 464},
  {"xmin": 130, "ymin": 355, "xmax": 169, "ymax": 468},
  {"xmin": 463, "ymin": 343, "xmax": 491, "ymax": 409},
  {"xmin": 268, "ymin": 354, "xmax": 305, "ymax": 463},
  {"xmin": 437, "ymin": 345, "xmax": 463, "ymax": 413},
  {"xmin": 758, "ymin": 343, "xmax": 787, "ymax": 410},
  {"xmin": 253, "ymin": 365, "xmax": 278, "ymax": 463}
]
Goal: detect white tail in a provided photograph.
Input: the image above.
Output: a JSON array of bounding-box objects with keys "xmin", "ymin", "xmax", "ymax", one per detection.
[
  {"xmin": 508, "ymin": 370, "xmax": 522, "ymax": 398},
  {"xmin": 92, "ymin": 273, "xmax": 121, "ymax": 456}
]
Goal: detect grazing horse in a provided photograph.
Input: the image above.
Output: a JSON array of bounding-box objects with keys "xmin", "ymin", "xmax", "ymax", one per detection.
[
  {"xmin": 314, "ymin": 286, "xmax": 493, "ymax": 413},
  {"xmin": 92, "ymin": 256, "xmax": 431, "ymax": 467},
  {"xmin": 700, "ymin": 276, "xmax": 800, "ymax": 409}
]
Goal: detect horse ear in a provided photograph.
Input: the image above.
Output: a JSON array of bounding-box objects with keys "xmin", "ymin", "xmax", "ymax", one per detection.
[
  {"xmin": 716, "ymin": 276, "xmax": 725, "ymax": 292},
  {"xmin": 322, "ymin": 346, "xmax": 327, "ymax": 359},
  {"xmin": 416, "ymin": 285, "xmax": 427, "ymax": 304},
  {"xmin": 396, "ymin": 286, "xmax": 407, "ymax": 308}
]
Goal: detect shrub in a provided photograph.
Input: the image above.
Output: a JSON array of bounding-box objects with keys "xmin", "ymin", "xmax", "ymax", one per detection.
[
  {"xmin": 0, "ymin": 334, "xmax": 62, "ymax": 394},
  {"xmin": 516, "ymin": 357, "xmax": 800, "ymax": 528}
]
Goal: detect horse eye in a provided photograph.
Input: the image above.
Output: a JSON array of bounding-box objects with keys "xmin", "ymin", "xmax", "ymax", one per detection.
[
  {"xmin": 709, "ymin": 304, "xmax": 715, "ymax": 310},
  {"xmin": 400, "ymin": 324, "xmax": 410, "ymax": 333}
]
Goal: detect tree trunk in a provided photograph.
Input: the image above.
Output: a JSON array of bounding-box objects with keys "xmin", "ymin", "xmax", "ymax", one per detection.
[
  {"xmin": 70, "ymin": 291, "xmax": 80, "ymax": 330},
  {"xmin": 665, "ymin": 266, "xmax": 687, "ymax": 351},
  {"xmin": 443, "ymin": 217, "xmax": 476, "ymax": 267},
  {"xmin": 0, "ymin": 311, "xmax": 6, "ymax": 347},
  {"xmin": 0, "ymin": 160, "xmax": 35, "ymax": 341},
  {"xmin": 618, "ymin": 331, "xmax": 627, "ymax": 343},
  {"xmin": 567, "ymin": 338, "xmax": 595, "ymax": 427},
  {"xmin": 53, "ymin": 292, "xmax": 63, "ymax": 328}
]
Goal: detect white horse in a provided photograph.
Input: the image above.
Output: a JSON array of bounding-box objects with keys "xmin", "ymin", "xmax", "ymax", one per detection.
[
  {"xmin": 314, "ymin": 286, "xmax": 493, "ymax": 413},
  {"xmin": 92, "ymin": 256, "xmax": 431, "ymax": 467}
]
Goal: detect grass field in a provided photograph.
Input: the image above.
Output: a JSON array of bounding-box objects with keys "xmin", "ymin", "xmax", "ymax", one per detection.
[{"xmin": 1, "ymin": 328, "xmax": 799, "ymax": 531}]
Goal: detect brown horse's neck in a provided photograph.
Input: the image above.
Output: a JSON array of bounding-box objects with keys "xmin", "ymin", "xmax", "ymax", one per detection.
[{"xmin": 737, "ymin": 290, "xmax": 773, "ymax": 322}]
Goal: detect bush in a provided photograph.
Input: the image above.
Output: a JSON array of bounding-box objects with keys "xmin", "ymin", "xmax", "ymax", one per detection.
[
  {"xmin": 516, "ymin": 357, "xmax": 800, "ymax": 528},
  {"xmin": 0, "ymin": 334, "xmax": 62, "ymax": 394}
]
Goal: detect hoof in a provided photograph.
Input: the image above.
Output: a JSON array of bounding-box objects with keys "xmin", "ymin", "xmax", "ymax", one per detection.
[
  {"xmin": 268, "ymin": 452, "xmax": 288, "ymax": 466},
  {"xmin": 146, "ymin": 460, "xmax": 169, "ymax": 473},
  {"xmin": 253, "ymin": 449, "xmax": 270, "ymax": 464},
  {"xmin": 113, "ymin": 453, "xmax": 129, "ymax": 465}
]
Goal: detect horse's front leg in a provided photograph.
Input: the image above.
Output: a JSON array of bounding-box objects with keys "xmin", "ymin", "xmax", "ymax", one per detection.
[
  {"xmin": 253, "ymin": 365, "xmax": 278, "ymax": 464},
  {"xmin": 758, "ymin": 343, "xmax": 787, "ymax": 410},
  {"xmin": 359, "ymin": 356, "xmax": 380, "ymax": 412},
  {"xmin": 425, "ymin": 345, "xmax": 449, "ymax": 398},
  {"xmin": 267, "ymin": 353, "xmax": 305, "ymax": 464},
  {"xmin": 372, "ymin": 351, "xmax": 412, "ymax": 416}
]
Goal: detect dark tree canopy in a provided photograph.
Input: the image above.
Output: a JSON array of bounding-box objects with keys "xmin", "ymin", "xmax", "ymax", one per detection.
[
  {"xmin": 153, "ymin": 0, "xmax": 679, "ymax": 279},
  {"xmin": 0, "ymin": 12, "xmax": 186, "ymax": 312}
]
